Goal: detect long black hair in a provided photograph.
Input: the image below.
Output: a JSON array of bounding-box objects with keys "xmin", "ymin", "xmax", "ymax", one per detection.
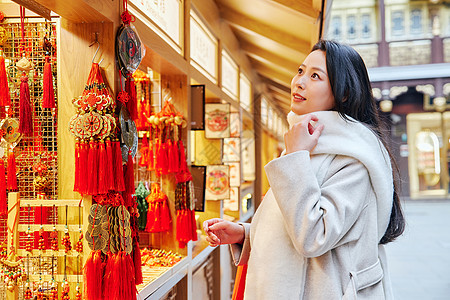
[{"xmin": 312, "ymin": 40, "xmax": 405, "ymax": 244}]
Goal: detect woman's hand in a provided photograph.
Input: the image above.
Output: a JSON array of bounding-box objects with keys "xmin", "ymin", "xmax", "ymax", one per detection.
[
  {"xmin": 284, "ymin": 114, "xmax": 324, "ymax": 154},
  {"xmin": 203, "ymin": 218, "xmax": 245, "ymax": 247}
]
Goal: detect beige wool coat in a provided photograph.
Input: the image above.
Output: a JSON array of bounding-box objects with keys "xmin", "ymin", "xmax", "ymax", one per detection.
[{"xmin": 231, "ymin": 111, "xmax": 395, "ymax": 299}]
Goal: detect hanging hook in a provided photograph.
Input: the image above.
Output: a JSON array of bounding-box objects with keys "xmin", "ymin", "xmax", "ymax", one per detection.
[{"xmin": 89, "ymin": 32, "xmax": 104, "ymax": 65}]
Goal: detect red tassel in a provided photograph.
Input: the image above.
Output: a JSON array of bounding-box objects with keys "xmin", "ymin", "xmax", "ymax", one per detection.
[
  {"xmin": 113, "ymin": 140, "xmax": 125, "ymax": 192},
  {"xmin": 18, "ymin": 73, "xmax": 33, "ymax": 134},
  {"xmin": 0, "ymin": 161, "xmax": 7, "ymax": 216},
  {"xmin": 7, "ymin": 151, "xmax": 17, "ymax": 191},
  {"xmin": 83, "ymin": 250, "xmax": 104, "ymax": 300},
  {"xmin": 125, "ymin": 76, "xmax": 138, "ymax": 121},
  {"xmin": 133, "ymin": 240, "xmax": 143, "ymax": 285},
  {"xmin": 124, "ymin": 152, "xmax": 135, "ymax": 195},
  {"xmin": 0, "ymin": 54, "xmax": 10, "ymax": 106},
  {"xmin": 103, "ymin": 252, "xmax": 119, "ymax": 300},
  {"xmin": 74, "ymin": 140, "xmax": 80, "ymax": 192},
  {"xmin": 97, "ymin": 141, "xmax": 108, "ymax": 194},
  {"xmin": 145, "ymin": 200, "xmax": 155, "ymax": 232},
  {"xmin": 42, "ymin": 56, "xmax": 55, "ymax": 109},
  {"xmin": 147, "ymin": 140, "xmax": 154, "ymax": 171},
  {"xmin": 167, "ymin": 139, "xmax": 174, "ymax": 173},
  {"xmin": 160, "ymin": 198, "xmax": 171, "ymax": 231},
  {"xmin": 78, "ymin": 141, "xmax": 89, "ymax": 195},
  {"xmin": 87, "ymin": 140, "xmax": 99, "ymax": 195},
  {"xmin": 105, "ymin": 139, "xmax": 115, "ymax": 191},
  {"xmin": 172, "ymin": 139, "xmax": 180, "ymax": 173}
]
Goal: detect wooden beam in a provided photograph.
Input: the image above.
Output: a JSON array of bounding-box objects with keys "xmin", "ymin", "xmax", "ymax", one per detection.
[
  {"xmin": 220, "ymin": 6, "xmax": 311, "ymax": 54},
  {"xmin": 33, "ymin": 0, "xmax": 119, "ymax": 23},
  {"xmin": 252, "ymin": 62, "xmax": 292, "ymax": 88},
  {"xmin": 240, "ymin": 41, "xmax": 299, "ymax": 72},
  {"xmin": 263, "ymin": 77, "xmax": 291, "ymax": 95},
  {"xmin": 267, "ymin": 0, "xmax": 319, "ymax": 20}
]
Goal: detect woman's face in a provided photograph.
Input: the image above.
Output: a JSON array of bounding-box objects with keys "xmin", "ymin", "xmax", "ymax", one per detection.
[{"xmin": 290, "ymin": 50, "xmax": 335, "ymax": 115}]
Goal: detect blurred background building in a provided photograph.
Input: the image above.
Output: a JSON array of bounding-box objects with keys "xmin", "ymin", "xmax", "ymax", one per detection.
[{"xmin": 325, "ymin": 0, "xmax": 450, "ymax": 199}]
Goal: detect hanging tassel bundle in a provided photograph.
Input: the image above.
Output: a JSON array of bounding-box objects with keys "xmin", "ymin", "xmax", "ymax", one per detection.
[
  {"xmin": 7, "ymin": 150, "xmax": 17, "ymax": 191},
  {"xmin": 113, "ymin": 140, "xmax": 125, "ymax": 192},
  {"xmin": 0, "ymin": 160, "xmax": 6, "ymax": 215},
  {"xmin": 125, "ymin": 75, "xmax": 138, "ymax": 121},
  {"xmin": 138, "ymin": 134, "xmax": 149, "ymax": 167},
  {"xmin": 97, "ymin": 141, "xmax": 108, "ymax": 194},
  {"xmin": 74, "ymin": 140, "xmax": 80, "ymax": 192},
  {"xmin": 105, "ymin": 139, "xmax": 115, "ymax": 191},
  {"xmin": 18, "ymin": 73, "xmax": 33, "ymax": 134},
  {"xmin": 78, "ymin": 141, "xmax": 89, "ymax": 194},
  {"xmin": 0, "ymin": 52, "xmax": 10, "ymax": 106},
  {"xmin": 86, "ymin": 140, "xmax": 99, "ymax": 195},
  {"xmin": 83, "ymin": 250, "xmax": 104, "ymax": 300},
  {"xmin": 42, "ymin": 55, "xmax": 55, "ymax": 109},
  {"xmin": 145, "ymin": 183, "xmax": 171, "ymax": 233}
]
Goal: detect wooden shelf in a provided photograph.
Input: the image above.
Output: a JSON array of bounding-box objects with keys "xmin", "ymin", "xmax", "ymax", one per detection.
[
  {"xmin": 19, "ymin": 199, "xmax": 84, "ymax": 207},
  {"xmin": 16, "ymin": 249, "xmax": 82, "ymax": 258},
  {"xmin": 17, "ymin": 224, "xmax": 82, "ymax": 232}
]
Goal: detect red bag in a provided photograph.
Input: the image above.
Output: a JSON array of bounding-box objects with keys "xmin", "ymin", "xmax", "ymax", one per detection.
[{"xmin": 232, "ymin": 264, "xmax": 248, "ymax": 300}]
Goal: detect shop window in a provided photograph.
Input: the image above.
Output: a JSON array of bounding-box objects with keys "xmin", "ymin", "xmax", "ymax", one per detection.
[
  {"xmin": 347, "ymin": 15, "xmax": 357, "ymax": 40},
  {"xmin": 331, "ymin": 16, "xmax": 342, "ymax": 40},
  {"xmin": 411, "ymin": 9, "xmax": 423, "ymax": 35},
  {"xmin": 392, "ymin": 11, "xmax": 405, "ymax": 36},
  {"xmin": 361, "ymin": 14, "xmax": 371, "ymax": 39}
]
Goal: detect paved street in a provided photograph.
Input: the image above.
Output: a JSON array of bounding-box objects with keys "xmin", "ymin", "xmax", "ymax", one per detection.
[{"xmin": 385, "ymin": 199, "xmax": 450, "ymax": 299}]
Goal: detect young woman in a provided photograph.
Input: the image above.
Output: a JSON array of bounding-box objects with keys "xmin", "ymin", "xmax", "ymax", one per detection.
[{"xmin": 203, "ymin": 40, "xmax": 405, "ymax": 299}]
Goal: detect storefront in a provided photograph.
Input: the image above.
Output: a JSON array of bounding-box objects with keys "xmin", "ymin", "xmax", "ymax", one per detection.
[{"xmin": 0, "ymin": 0, "xmax": 292, "ymax": 299}]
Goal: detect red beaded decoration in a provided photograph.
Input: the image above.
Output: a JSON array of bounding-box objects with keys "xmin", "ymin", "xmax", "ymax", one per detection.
[
  {"xmin": 38, "ymin": 227, "xmax": 45, "ymax": 251},
  {"xmin": 24, "ymin": 286, "xmax": 32, "ymax": 299},
  {"xmin": 75, "ymin": 285, "xmax": 82, "ymax": 300},
  {"xmin": 25, "ymin": 233, "xmax": 33, "ymax": 252},
  {"xmin": 36, "ymin": 286, "xmax": 44, "ymax": 300},
  {"xmin": 50, "ymin": 226, "xmax": 58, "ymax": 251},
  {"xmin": 49, "ymin": 284, "xmax": 58, "ymax": 300},
  {"xmin": 61, "ymin": 280, "xmax": 70, "ymax": 300},
  {"xmin": 62, "ymin": 226, "xmax": 72, "ymax": 253},
  {"xmin": 75, "ymin": 229, "xmax": 83, "ymax": 253}
]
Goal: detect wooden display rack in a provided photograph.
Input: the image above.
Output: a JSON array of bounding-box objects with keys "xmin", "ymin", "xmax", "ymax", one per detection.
[{"xmin": 5, "ymin": 192, "xmax": 92, "ymax": 299}]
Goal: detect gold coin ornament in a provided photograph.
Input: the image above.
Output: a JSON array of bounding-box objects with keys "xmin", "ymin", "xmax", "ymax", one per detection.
[{"xmin": 0, "ymin": 27, "xmax": 9, "ymax": 46}]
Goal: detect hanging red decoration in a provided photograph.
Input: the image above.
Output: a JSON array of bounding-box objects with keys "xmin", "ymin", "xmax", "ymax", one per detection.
[
  {"xmin": 18, "ymin": 72, "xmax": 33, "ymax": 134},
  {"xmin": 0, "ymin": 160, "xmax": 6, "ymax": 215},
  {"xmin": 145, "ymin": 183, "xmax": 171, "ymax": 233},
  {"xmin": 7, "ymin": 150, "xmax": 17, "ymax": 191},
  {"xmin": 42, "ymin": 55, "xmax": 55, "ymax": 108},
  {"xmin": 69, "ymin": 62, "xmax": 120, "ymax": 195},
  {"xmin": 125, "ymin": 75, "xmax": 138, "ymax": 120},
  {"xmin": 0, "ymin": 51, "xmax": 10, "ymax": 106}
]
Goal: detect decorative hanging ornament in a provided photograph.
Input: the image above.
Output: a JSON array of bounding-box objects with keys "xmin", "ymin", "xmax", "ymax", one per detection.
[
  {"xmin": 0, "ymin": 49, "xmax": 10, "ymax": 106},
  {"xmin": 42, "ymin": 55, "xmax": 55, "ymax": 109}
]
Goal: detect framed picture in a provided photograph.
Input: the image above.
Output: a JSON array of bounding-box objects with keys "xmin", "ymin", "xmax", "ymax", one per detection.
[
  {"xmin": 230, "ymin": 111, "xmax": 240, "ymax": 137},
  {"xmin": 205, "ymin": 103, "xmax": 230, "ymax": 138},
  {"xmin": 205, "ymin": 165, "xmax": 230, "ymax": 200},
  {"xmin": 224, "ymin": 187, "xmax": 239, "ymax": 212},
  {"xmin": 190, "ymin": 165, "xmax": 206, "ymax": 212},
  {"xmin": 223, "ymin": 138, "xmax": 240, "ymax": 162},
  {"xmin": 193, "ymin": 131, "xmax": 222, "ymax": 165},
  {"xmin": 190, "ymin": 85, "xmax": 205, "ymax": 130},
  {"xmin": 225, "ymin": 162, "xmax": 240, "ymax": 187}
]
